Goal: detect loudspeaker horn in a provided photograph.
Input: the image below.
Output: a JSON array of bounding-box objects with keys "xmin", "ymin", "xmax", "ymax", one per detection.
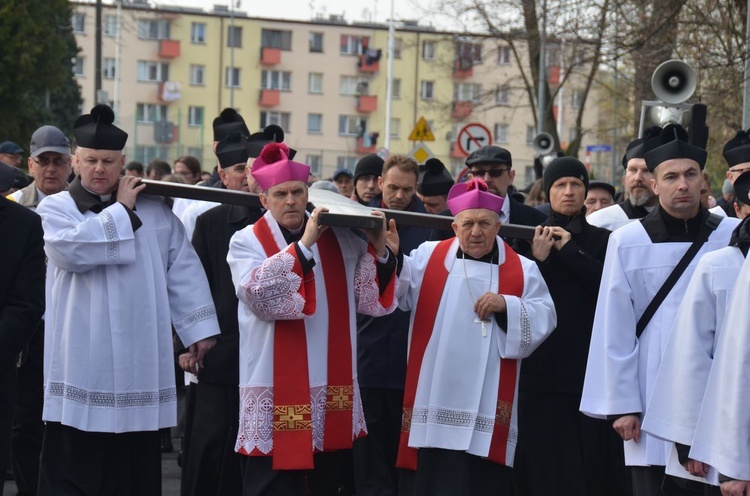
[
  {"xmin": 533, "ymin": 132, "xmax": 554, "ymax": 156},
  {"xmin": 651, "ymin": 59, "xmax": 696, "ymax": 105}
]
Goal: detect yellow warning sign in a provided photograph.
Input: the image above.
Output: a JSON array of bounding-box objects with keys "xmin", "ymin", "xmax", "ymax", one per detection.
[
  {"xmin": 409, "ymin": 143, "xmax": 433, "ymax": 163},
  {"xmin": 408, "ymin": 117, "xmax": 435, "ymax": 142}
]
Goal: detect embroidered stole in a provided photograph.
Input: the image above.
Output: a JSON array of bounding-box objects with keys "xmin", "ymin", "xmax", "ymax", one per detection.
[
  {"xmin": 253, "ymin": 216, "xmax": 353, "ymax": 470},
  {"xmin": 396, "ymin": 239, "xmax": 524, "ymax": 470}
]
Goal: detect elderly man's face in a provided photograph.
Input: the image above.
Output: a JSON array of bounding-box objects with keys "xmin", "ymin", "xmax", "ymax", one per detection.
[
  {"xmin": 28, "ymin": 152, "xmax": 72, "ymax": 196},
  {"xmin": 220, "ymin": 162, "xmax": 248, "ymax": 192},
  {"xmin": 260, "ymin": 180, "xmax": 308, "ymax": 230},
  {"xmin": 584, "ymin": 187, "xmax": 614, "ymax": 216},
  {"xmin": 452, "ymin": 208, "xmax": 501, "ymax": 259},
  {"xmin": 75, "ymin": 147, "xmax": 125, "ymax": 196},
  {"xmin": 0, "ymin": 153, "xmax": 22, "ymax": 167}
]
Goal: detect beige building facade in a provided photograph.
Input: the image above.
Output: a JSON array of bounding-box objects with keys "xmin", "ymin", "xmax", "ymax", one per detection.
[{"xmin": 71, "ymin": 1, "xmax": 603, "ymax": 187}]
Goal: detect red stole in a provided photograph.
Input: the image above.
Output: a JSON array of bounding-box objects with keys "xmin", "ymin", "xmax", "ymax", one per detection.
[
  {"xmin": 396, "ymin": 239, "xmax": 525, "ymax": 470},
  {"xmin": 252, "ymin": 216, "xmax": 354, "ymax": 470}
]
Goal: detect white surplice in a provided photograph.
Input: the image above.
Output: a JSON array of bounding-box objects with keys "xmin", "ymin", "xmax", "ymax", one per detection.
[
  {"xmin": 227, "ymin": 210, "xmax": 397, "ymax": 456},
  {"xmin": 580, "ymin": 217, "xmax": 739, "ymax": 467},
  {"xmin": 586, "ymin": 204, "xmax": 637, "ymax": 231},
  {"xmin": 37, "ymin": 193, "xmax": 220, "ymax": 433},
  {"xmin": 690, "ymin": 255, "xmax": 750, "ymax": 481},
  {"xmin": 642, "ymin": 246, "xmax": 745, "ymax": 485},
  {"xmin": 397, "ymin": 238, "xmax": 556, "ymax": 465}
]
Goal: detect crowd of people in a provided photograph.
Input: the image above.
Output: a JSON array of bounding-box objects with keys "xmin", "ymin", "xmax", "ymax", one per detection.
[{"xmin": 1, "ymin": 104, "xmax": 750, "ymax": 496}]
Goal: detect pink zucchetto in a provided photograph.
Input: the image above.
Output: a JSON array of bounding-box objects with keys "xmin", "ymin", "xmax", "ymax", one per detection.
[
  {"xmin": 250, "ymin": 142, "xmax": 311, "ymax": 191},
  {"xmin": 446, "ymin": 178, "xmax": 504, "ymax": 216}
]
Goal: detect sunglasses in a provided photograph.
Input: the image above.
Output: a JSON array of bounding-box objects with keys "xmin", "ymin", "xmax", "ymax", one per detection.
[{"xmin": 470, "ymin": 168, "xmax": 510, "ymax": 178}]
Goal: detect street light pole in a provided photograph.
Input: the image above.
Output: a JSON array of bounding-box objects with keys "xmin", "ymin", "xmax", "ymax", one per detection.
[{"xmin": 384, "ymin": 0, "xmax": 395, "ymax": 150}]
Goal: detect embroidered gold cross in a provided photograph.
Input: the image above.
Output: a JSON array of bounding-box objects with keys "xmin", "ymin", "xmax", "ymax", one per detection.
[
  {"xmin": 273, "ymin": 405, "xmax": 312, "ymax": 431},
  {"xmin": 496, "ymin": 401, "xmax": 512, "ymax": 427},
  {"xmin": 326, "ymin": 386, "xmax": 353, "ymax": 411}
]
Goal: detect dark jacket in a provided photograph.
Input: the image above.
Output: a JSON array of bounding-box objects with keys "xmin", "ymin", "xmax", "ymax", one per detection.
[
  {"xmin": 358, "ymin": 196, "xmax": 432, "ymax": 389},
  {"xmin": 191, "ymin": 204, "xmax": 263, "ymax": 384},
  {"xmin": 519, "ymin": 208, "xmax": 611, "ymax": 394},
  {"xmin": 0, "ymin": 198, "xmax": 45, "ymax": 470}
]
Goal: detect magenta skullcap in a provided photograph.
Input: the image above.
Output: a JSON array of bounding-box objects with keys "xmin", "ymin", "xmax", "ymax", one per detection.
[
  {"xmin": 447, "ymin": 178, "xmax": 504, "ymax": 216},
  {"xmin": 251, "ymin": 142, "xmax": 310, "ymax": 191}
]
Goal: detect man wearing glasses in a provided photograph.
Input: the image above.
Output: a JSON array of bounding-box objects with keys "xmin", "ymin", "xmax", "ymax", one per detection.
[
  {"xmin": 465, "ymin": 146, "xmax": 548, "ymax": 232},
  {"xmin": 9, "ymin": 126, "xmax": 72, "ymax": 209},
  {"xmin": 6, "ymin": 125, "xmax": 71, "ymax": 496}
]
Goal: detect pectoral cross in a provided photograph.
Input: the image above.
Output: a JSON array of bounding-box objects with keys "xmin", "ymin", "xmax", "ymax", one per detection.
[{"xmin": 474, "ymin": 318, "xmax": 490, "ymax": 337}]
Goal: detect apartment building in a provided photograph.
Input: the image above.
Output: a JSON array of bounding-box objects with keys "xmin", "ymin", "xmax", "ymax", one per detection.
[{"xmin": 71, "ymin": 1, "xmax": 603, "ymax": 187}]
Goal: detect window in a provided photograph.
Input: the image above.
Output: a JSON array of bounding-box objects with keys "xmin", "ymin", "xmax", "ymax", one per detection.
[
  {"xmin": 189, "ymin": 65, "xmax": 205, "ymax": 86},
  {"xmin": 391, "ymin": 79, "xmax": 401, "ymax": 99},
  {"xmin": 494, "ymin": 124, "xmax": 509, "ymax": 143},
  {"xmin": 136, "ymin": 61, "xmax": 169, "ymax": 82},
  {"xmin": 340, "ymin": 35, "xmax": 368, "ymax": 55},
  {"xmin": 456, "ymin": 42, "xmax": 483, "ymax": 65},
  {"xmin": 260, "ymin": 111, "xmax": 291, "ymax": 130},
  {"xmin": 227, "ymin": 26, "xmax": 242, "ymax": 47},
  {"xmin": 496, "ymin": 85, "xmax": 509, "ymax": 106},
  {"xmin": 422, "ymin": 40, "xmax": 436, "ymax": 60},
  {"xmin": 390, "ymin": 118, "xmax": 400, "ymax": 139},
  {"xmin": 261, "ymin": 70, "xmax": 291, "ymax": 91},
  {"xmin": 72, "ymin": 12, "xmax": 85, "ymax": 33},
  {"xmin": 307, "ymin": 155, "xmax": 322, "ymax": 176},
  {"xmin": 135, "ymin": 146, "xmax": 159, "ymax": 164},
  {"xmin": 420, "ymin": 81, "xmax": 434, "ymax": 100},
  {"xmin": 526, "ymin": 125, "xmax": 536, "ymax": 145},
  {"xmin": 138, "ymin": 19, "xmax": 171, "ymax": 40},
  {"xmin": 307, "ymin": 113, "xmax": 322, "ymax": 134},
  {"xmin": 136, "ymin": 103, "xmax": 168, "ymax": 123},
  {"xmin": 73, "ymin": 57, "xmax": 84, "ymax": 76},
  {"xmin": 454, "ymin": 83, "xmax": 482, "ymax": 102},
  {"xmin": 103, "ymin": 58, "xmax": 117, "ymax": 79},
  {"xmin": 337, "ymin": 156, "xmax": 359, "ymax": 169},
  {"xmin": 309, "ymin": 32, "xmax": 324, "ymax": 52},
  {"xmin": 187, "ymin": 147, "xmax": 203, "ymax": 160},
  {"xmin": 226, "ymin": 67, "xmax": 241, "ymax": 88},
  {"xmin": 103, "ymin": 15, "xmax": 117, "ymax": 36},
  {"xmin": 191, "ymin": 22, "xmax": 206, "ymax": 44},
  {"xmin": 572, "ymin": 89, "xmax": 584, "ymax": 108},
  {"xmin": 498, "ymin": 46, "xmax": 512, "ymax": 65},
  {"xmin": 308, "ymin": 72, "xmax": 323, "ymax": 94},
  {"xmin": 393, "ymin": 38, "xmax": 402, "ymax": 59},
  {"xmin": 261, "ymin": 29, "xmax": 292, "ymax": 50},
  {"xmin": 188, "ymin": 106, "xmax": 204, "ymax": 127},
  {"xmin": 340, "ymin": 76, "xmax": 369, "ymax": 96},
  {"xmin": 338, "ymin": 115, "xmax": 366, "ymax": 136}
]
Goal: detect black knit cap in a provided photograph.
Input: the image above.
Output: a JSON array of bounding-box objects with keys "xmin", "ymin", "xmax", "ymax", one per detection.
[
  {"xmin": 466, "ymin": 145, "xmax": 512, "ymax": 168},
  {"xmin": 354, "ymin": 154, "xmax": 384, "ymax": 183},
  {"xmin": 643, "ymin": 124, "xmax": 707, "ymax": 171},
  {"xmin": 418, "ymin": 158, "xmax": 454, "ymax": 196},
  {"xmin": 73, "ymin": 105, "xmax": 128, "ymax": 151},
  {"xmin": 734, "ymin": 170, "xmax": 750, "ymax": 205},
  {"xmin": 543, "ymin": 156, "xmax": 589, "ymax": 200},
  {"xmin": 723, "ymin": 130, "xmax": 750, "ymax": 168},
  {"xmin": 622, "ymin": 126, "xmax": 662, "ymax": 168},
  {"xmin": 213, "ymin": 108, "xmax": 249, "ymax": 142}
]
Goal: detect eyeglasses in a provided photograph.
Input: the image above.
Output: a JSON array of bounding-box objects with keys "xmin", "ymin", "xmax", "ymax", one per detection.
[
  {"xmin": 470, "ymin": 168, "xmax": 510, "ymax": 178},
  {"xmin": 32, "ymin": 156, "xmax": 70, "ymax": 167}
]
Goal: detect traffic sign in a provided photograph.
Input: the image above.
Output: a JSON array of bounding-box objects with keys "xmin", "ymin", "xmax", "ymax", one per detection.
[
  {"xmin": 586, "ymin": 144, "xmax": 612, "ymax": 153},
  {"xmin": 408, "ymin": 117, "xmax": 435, "ymax": 141},
  {"xmin": 457, "ymin": 123, "xmax": 492, "ymax": 155},
  {"xmin": 409, "ymin": 143, "xmax": 434, "ymax": 164}
]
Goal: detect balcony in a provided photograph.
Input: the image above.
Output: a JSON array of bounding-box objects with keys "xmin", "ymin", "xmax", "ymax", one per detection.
[
  {"xmin": 357, "ymin": 95, "xmax": 378, "ymax": 113},
  {"xmin": 158, "ymin": 40, "xmax": 180, "ymax": 58},
  {"xmin": 358, "ymin": 53, "xmax": 380, "ymax": 73},
  {"xmin": 261, "ymin": 47, "xmax": 281, "ymax": 66},
  {"xmin": 453, "ymin": 59, "xmax": 473, "ymax": 78},
  {"xmin": 450, "ymin": 101, "xmax": 473, "ymax": 120},
  {"xmin": 259, "ymin": 89, "xmax": 280, "ymax": 107},
  {"xmin": 357, "ymin": 134, "xmax": 379, "ymax": 154}
]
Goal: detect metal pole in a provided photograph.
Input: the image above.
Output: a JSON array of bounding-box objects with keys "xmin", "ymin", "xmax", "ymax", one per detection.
[
  {"xmin": 95, "ymin": 0, "xmax": 102, "ymax": 103},
  {"xmin": 114, "ymin": 0, "xmax": 122, "ymax": 118},
  {"xmin": 611, "ymin": 7, "xmax": 618, "ymax": 184},
  {"xmin": 744, "ymin": 0, "xmax": 750, "ymax": 129},
  {"xmin": 230, "ymin": 1, "xmax": 235, "ymax": 108},
  {"xmin": 384, "ymin": 0, "xmax": 395, "ymax": 149},
  {"xmin": 536, "ymin": 0, "xmax": 547, "ymax": 134}
]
